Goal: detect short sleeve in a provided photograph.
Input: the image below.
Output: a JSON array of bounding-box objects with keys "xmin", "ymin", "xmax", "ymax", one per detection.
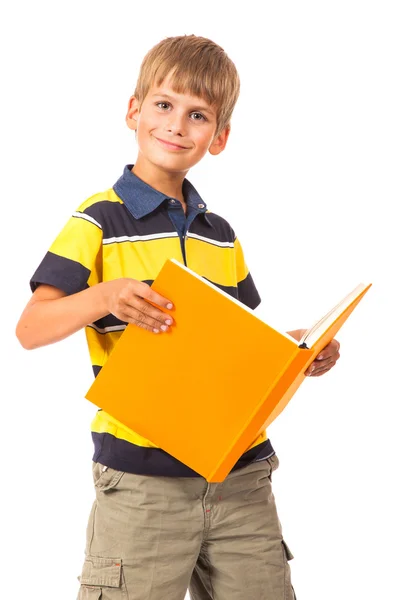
[
  {"xmin": 30, "ymin": 201, "xmax": 103, "ymax": 295},
  {"xmin": 234, "ymin": 237, "xmax": 261, "ymax": 310}
]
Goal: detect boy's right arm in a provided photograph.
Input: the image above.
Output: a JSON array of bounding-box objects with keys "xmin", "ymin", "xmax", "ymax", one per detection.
[{"xmin": 15, "ymin": 279, "xmax": 174, "ymax": 350}]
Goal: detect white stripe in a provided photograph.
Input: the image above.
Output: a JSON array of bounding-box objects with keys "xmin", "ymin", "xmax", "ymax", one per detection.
[
  {"xmin": 72, "ymin": 211, "xmax": 102, "ymax": 229},
  {"xmin": 103, "ymin": 232, "xmax": 179, "ymax": 245},
  {"xmin": 87, "ymin": 323, "xmax": 127, "ymax": 334},
  {"xmin": 186, "ymin": 232, "xmax": 234, "ymax": 248}
]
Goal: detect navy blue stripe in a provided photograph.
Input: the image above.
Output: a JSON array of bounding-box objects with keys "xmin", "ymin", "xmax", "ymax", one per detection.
[
  {"xmin": 92, "ymin": 313, "xmax": 126, "ymax": 330},
  {"xmin": 30, "ymin": 252, "xmax": 90, "ymax": 295},
  {"xmin": 91, "ymin": 432, "xmax": 274, "ymax": 477},
  {"xmin": 204, "ymin": 276, "xmax": 261, "ymax": 310},
  {"xmin": 237, "ymin": 272, "xmax": 261, "ymax": 309},
  {"xmin": 87, "ymin": 201, "xmax": 176, "ymax": 239},
  {"xmin": 83, "ymin": 201, "xmax": 232, "ymax": 244},
  {"xmin": 202, "ymin": 212, "xmax": 235, "ymax": 240}
]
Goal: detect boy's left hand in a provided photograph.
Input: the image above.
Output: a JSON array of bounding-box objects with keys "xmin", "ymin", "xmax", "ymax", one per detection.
[{"xmin": 305, "ymin": 338, "xmax": 341, "ymax": 377}]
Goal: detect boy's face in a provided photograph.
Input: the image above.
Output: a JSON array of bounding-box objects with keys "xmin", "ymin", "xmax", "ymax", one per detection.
[{"xmin": 126, "ymin": 73, "xmax": 230, "ymax": 174}]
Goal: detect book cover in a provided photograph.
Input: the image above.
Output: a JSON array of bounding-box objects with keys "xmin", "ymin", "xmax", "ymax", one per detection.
[{"xmin": 86, "ymin": 259, "xmax": 371, "ymax": 482}]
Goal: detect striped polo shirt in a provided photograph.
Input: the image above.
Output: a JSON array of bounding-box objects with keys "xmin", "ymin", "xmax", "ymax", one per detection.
[{"xmin": 30, "ymin": 165, "xmax": 275, "ymax": 477}]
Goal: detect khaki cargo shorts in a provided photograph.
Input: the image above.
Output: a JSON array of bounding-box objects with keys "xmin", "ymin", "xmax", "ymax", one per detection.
[{"xmin": 76, "ymin": 455, "xmax": 296, "ymax": 599}]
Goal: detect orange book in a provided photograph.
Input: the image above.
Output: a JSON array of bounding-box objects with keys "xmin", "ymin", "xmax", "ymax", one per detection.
[{"xmin": 86, "ymin": 259, "xmax": 371, "ymax": 482}]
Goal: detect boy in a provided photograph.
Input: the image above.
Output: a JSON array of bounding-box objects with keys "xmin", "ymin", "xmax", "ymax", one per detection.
[{"xmin": 16, "ymin": 35, "xmax": 340, "ymax": 600}]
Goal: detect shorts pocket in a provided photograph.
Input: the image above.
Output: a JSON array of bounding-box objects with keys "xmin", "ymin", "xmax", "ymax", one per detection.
[
  {"xmin": 282, "ymin": 539, "xmax": 294, "ymax": 561},
  {"xmin": 92, "ymin": 463, "xmax": 125, "ymax": 492},
  {"xmin": 266, "ymin": 454, "xmax": 280, "ymax": 481},
  {"xmin": 77, "ymin": 555, "xmax": 125, "ymax": 598},
  {"xmin": 282, "ymin": 540, "xmax": 295, "ymax": 600},
  {"xmin": 78, "ymin": 586, "xmax": 102, "ymax": 600}
]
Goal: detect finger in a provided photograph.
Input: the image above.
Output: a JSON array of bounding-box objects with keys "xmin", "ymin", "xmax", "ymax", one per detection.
[
  {"xmin": 119, "ymin": 306, "xmax": 171, "ymax": 333},
  {"xmin": 134, "ymin": 319, "xmax": 160, "ymax": 334},
  {"xmin": 307, "ymin": 358, "xmax": 336, "ymax": 376},
  {"xmin": 139, "ymin": 283, "xmax": 174, "ymax": 311},
  {"xmin": 305, "ymin": 359, "xmax": 329, "ymax": 375},
  {"xmin": 120, "ymin": 291, "xmax": 174, "ymax": 327},
  {"xmin": 306, "ymin": 358, "xmax": 334, "ymax": 375},
  {"xmin": 317, "ymin": 339, "xmax": 340, "ymax": 360},
  {"xmin": 311, "ymin": 368, "xmax": 332, "ymax": 377},
  {"xmin": 135, "ymin": 297, "xmax": 174, "ymax": 326},
  {"xmin": 320, "ymin": 351, "xmax": 340, "ymax": 364}
]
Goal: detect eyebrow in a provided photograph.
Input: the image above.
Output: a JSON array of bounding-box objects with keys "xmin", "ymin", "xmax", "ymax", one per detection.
[{"xmin": 151, "ymin": 93, "xmax": 215, "ymax": 116}]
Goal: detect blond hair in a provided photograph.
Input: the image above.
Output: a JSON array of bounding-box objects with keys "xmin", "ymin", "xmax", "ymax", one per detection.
[{"xmin": 134, "ymin": 35, "xmax": 240, "ymax": 137}]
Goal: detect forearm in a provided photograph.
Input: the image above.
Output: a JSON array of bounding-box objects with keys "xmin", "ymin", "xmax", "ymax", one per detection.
[{"xmin": 16, "ymin": 282, "xmax": 111, "ymax": 350}]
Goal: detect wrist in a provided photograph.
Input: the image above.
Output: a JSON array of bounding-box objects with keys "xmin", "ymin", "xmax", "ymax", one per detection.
[{"xmin": 97, "ymin": 281, "xmax": 112, "ymax": 315}]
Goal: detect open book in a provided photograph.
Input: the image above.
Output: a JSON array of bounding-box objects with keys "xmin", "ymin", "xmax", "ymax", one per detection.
[
  {"xmin": 298, "ymin": 283, "xmax": 369, "ymax": 349},
  {"xmin": 86, "ymin": 258, "xmax": 371, "ymax": 482}
]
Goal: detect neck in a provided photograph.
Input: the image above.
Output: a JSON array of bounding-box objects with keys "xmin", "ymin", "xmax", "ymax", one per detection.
[{"xmin": 132, "ymin": 155, "xmax": 189, "ymax": 204}]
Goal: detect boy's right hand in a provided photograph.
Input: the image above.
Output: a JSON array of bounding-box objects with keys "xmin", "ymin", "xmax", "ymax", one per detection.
[{"xmin": 102, "ymin": 278, "xmax": 174, "ymax": 334}]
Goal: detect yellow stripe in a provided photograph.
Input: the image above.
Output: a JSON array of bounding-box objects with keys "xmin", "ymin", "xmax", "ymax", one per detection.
[
  {"xmin": 91, "ymin": 410, "xmax": 267, "ymax": 452},
  {"xmin": 91, "ymin": 410, "xmax": 160, "ymax": 448},
  {"xmin": 77, "ymin": 189, "xmax": 123, "ymax": 212},
  {"xmin": 84, "ymin": 328, "xmax": 126, "ymax": 367},
  {"xmin": 103, "ymin": 237, "xmax": 183, "ymax": 281},
  {"xmin": 186, "ymin": 238, "xmax": 236, "ymax": 287},
  {"xmin": 234, "ymin": 237, "xmax": 250, "ymax": 283},
  {"xmin": 105, "ymin": 329, "xmax": 125, "ymax": 358},
  {"xmin": 85, "ymin": 326, "xmax": 108, "ymax": 366},
  {"xmin": 50, "ymin": 217, "xmax": 102, "ymax": 271}
]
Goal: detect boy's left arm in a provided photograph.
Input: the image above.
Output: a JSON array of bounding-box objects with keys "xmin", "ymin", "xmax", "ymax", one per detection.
[{"xmin": 287, "ymin": 329, "xmax": 340, "ymax": 377}]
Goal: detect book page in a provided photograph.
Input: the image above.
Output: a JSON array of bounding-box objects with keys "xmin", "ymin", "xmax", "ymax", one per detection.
[{"xmin": 299, "ymin": 283, "xmax": 369, "ymax": 349}]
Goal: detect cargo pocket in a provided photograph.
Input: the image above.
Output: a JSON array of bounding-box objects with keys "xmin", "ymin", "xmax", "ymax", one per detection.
[
  {"xmin": 266, "ymin": 453, "xmax": 280, "ymax": 481},
  {"xmin": 282, "ymin": 540, "xmax": 295, "ymax": 600},
  {"xmin": 77, "ymin": 586, "xmax": 102, "ymax": 600},
  {"xmin": 92, "ymin": 463, "xmax": 125, "ymax": 492},
  {"xmin": 77, "ymin": 555, "xmax": 126, "ymax": 599}
]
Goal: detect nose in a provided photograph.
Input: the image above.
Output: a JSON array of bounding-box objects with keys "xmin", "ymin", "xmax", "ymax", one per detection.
[{"xmin": 165, "ymin": 111, "xmax": 186, "ymax": 137}]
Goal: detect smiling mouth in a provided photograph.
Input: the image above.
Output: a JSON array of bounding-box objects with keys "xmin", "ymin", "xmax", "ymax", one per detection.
[{"xmin": 154, "ymin": 137, "xmax": 190, "ymax": 150}]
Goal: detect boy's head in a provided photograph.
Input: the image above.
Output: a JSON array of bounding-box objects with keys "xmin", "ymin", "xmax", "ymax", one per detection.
[{"xmin": 126, "ymin": 35, "xmax": 240, "ymax": 173}]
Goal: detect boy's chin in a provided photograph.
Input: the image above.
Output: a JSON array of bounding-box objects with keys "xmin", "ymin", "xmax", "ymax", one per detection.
[{"xmin": 148, "ymin": 153, "xmax": 197, "ymax": 172}]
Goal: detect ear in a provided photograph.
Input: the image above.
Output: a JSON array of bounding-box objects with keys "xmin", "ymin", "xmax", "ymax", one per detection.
[
  {"xmin": 126, "ymin": 96, "xmax": 140, "ymax": 131},
  {"xmin": 208, "ymin": 125, "xmax": 231, "ymax": 156}
]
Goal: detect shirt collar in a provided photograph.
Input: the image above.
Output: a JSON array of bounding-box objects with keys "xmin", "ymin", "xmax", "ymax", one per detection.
[{"xmin": 113, "ymin": 165, "xmax": 211, "ymax": 224}]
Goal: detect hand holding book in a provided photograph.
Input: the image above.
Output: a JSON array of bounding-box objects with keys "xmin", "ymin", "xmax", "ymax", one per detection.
[
  {"xmin": 306, "ymin": 338, "xmax": 341, "ymax": 376},
  {"xmin": 101, "ymin": 277, "xmax": 175, "ymax": 333},
  {"xmin": 287, "ymin": 328, "xmax": 341, "ymax": 377}
]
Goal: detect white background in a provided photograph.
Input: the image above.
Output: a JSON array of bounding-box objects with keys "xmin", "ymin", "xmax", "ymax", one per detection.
[{"xmin": 1, "ymin": 1, "xmax": 399, "ymax": 598}]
